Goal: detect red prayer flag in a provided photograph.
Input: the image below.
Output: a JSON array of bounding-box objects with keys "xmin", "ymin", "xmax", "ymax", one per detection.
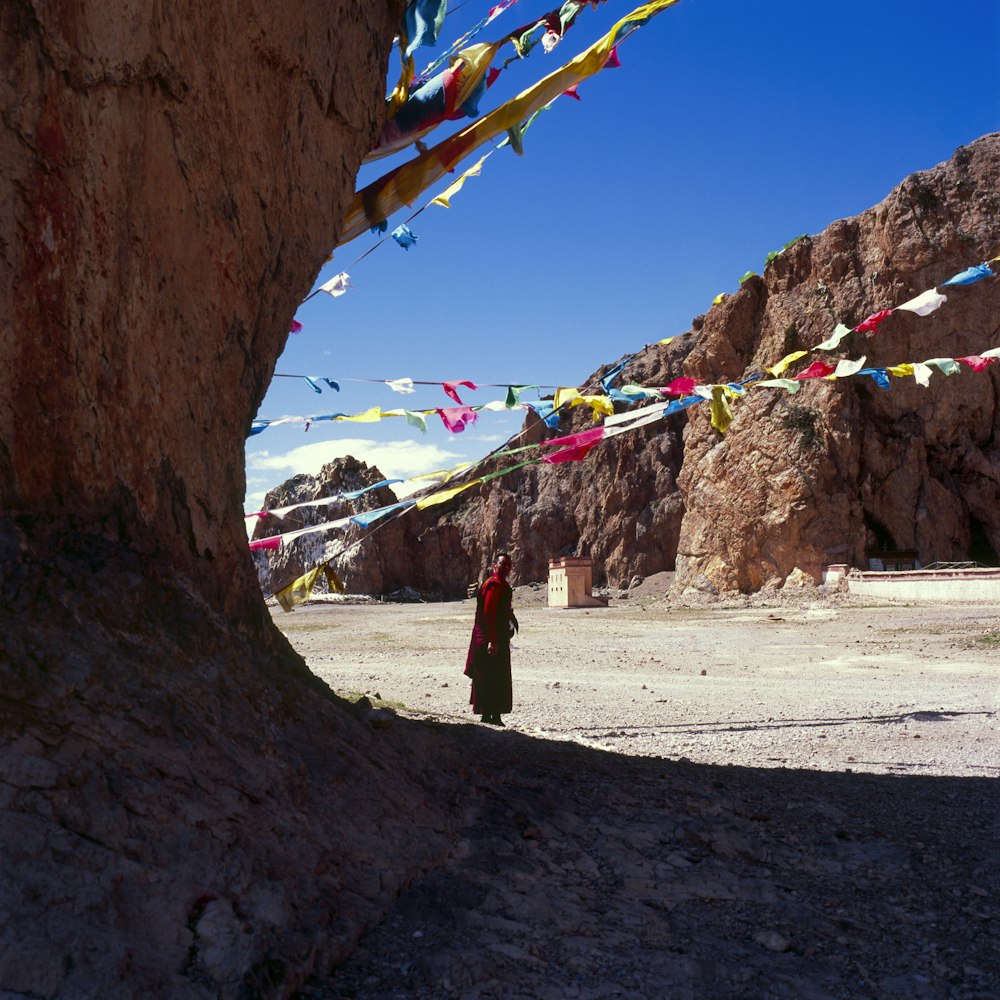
[
  {"xmin": 437, "ymin": 406, "xmax": 478, "ymax": 433},
  {"xmin": 442, "ymin": 380, "xmax": 479, "ymax": 404},
  {"xmin": 662, "ymin": 377, "xmax": 697, "ymax": 396},
  {"xmin": 540, "ymin": 427, "xmax": 605, "ymax": 450},
  {"xmin": 853, "ymin": 309, "xmax": 894, "ymax": 334},
  {"xmin": 956, "ymin": 355, "xmax": 995, "ymax": 373},
  {"xmin": 541, "ymin": 442, "xmax": 599, "ymax": 464},
  {"xmin": 249, "ymin": 536, "xmax": 281, "ymax": 551},
  {"xmin": 793, "ymin": 361, "xmax": 836, "ymax": 380}
]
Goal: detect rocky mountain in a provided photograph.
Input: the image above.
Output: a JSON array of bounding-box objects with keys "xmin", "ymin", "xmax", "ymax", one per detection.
[
  {"xmin": 273, "ymin": 135, "xmax": 1000, "ymax": 599},
  {"xmin": 250, "ymin": 456, "xmax": 400, "ymax": 593}
]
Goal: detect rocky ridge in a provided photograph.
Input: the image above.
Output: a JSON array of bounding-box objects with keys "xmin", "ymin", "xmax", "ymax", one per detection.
[{"xmin": 273, "ymin": 136, "xmax": 1000, "ymax": 599}]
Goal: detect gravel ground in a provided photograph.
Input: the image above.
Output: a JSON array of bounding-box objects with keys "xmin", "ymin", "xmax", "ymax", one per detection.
[{"xmin": 274, "ymin": 585, "xmax": 1000, "ymax": 999}]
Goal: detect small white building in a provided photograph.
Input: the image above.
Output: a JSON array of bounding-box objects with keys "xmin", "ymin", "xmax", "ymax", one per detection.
[{"xmin": 548, "ymin": 556, "xmax": 606, "ymax": 608}]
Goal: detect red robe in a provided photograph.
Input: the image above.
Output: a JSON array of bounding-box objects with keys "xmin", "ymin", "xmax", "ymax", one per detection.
[{"xmin": 464, "ymin": 573, "xmax": 514, "ymax": 716}]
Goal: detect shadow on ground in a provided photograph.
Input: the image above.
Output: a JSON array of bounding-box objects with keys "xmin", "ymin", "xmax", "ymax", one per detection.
[{"xmin": 302, "ymin": 718, "xmax": 1000, "ymax": 1000}]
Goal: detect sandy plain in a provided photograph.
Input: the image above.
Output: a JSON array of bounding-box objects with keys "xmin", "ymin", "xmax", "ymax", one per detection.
[
  {"xmin": 273, "ymin": 583, "xmax": 1000, "ymax": 999},
  {"xmin": 276, "ymin": 584, "xmax": 1000, "ymax": 778}
]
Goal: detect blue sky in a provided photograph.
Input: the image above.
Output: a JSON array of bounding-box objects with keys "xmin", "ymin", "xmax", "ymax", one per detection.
[{"xmin": 245, "ymin": 0, "xmax": 1000, "ymax": 511}]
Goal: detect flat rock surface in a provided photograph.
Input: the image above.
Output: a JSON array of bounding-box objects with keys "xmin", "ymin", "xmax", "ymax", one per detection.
[{"xmin": 277, "ymin": 591, "xmax": 1000, "ymax": 998}]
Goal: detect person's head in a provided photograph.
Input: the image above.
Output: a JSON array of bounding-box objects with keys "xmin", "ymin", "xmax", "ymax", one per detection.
[{"xmin": 493, "ymin": 551, "xmax": 512, "ymax": 581}]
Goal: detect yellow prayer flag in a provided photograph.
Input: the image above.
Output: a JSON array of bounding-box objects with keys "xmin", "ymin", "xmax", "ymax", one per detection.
[
  {"xmin": 579, "ymin": 395, "xmax": 614, "ymax": 419},
  {"xmin": 709, "ymin": 386, "xmax": 734, "ymax": 434},
  {"xmin": 415, "ymin": 480, "xmax": 481, "ymax": 510},
  {"xmin": 430, "ymin": 152, "xmax": 492, "ymax": 208},
  {"xmin": 410, "ymin": 462, "xmax": 472, "ymax": 483},
  {"xmin": 275, "ymin": 563, "xmax": 343, "ymax": 613},
  {"xmin": 768, "ymin": 351, "xmax": 808, "ymax": 377},
  {"xmin": 553, "ymin": 387, "xmax": 580, "ymax": 410},
  {"xmin": 337, "ymin": 406, "xmax": 383, "ymax": 423},
  {"xmin": 888, "ymin": 364, "xmax": 915, "ymax": 377}
]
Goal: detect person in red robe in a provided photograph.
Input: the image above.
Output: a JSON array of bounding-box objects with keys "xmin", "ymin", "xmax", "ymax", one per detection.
[{"xmin": 464, "ymin": 552, "xmax": 518, "ymax": 726}]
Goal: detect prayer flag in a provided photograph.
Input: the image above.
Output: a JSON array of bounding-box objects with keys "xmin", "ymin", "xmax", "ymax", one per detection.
[
  {"xmin": 853, "ymin": 309, "xmax": 893, "ymax": 334},
  {"xmin": 415, "ymin": 480, "xmax": 481, "ymax": 509},
  {"xmin": 350, "ymin": 500, "xmax": 415, "ymax": 528},
  {"xmin": 943, "ymin": 263, "xmax": 994, "ymax": 286},
  {"xmin": 756, "ymin": 378, "xmax": 800, "ymax": 394},
  {"xmin": 793, "ymin": 361, "xmax": 836, "ymax": 380},
  {"xmin": 392, "ymin": 224, "xmax": 418, "ymax": 250},
  {"xmin": 813, "ymin": 324, "xmax": 852, "ymax": 352},
  {"xmin": 443, "ymin": 379, "xmax": 478, "ymax": 404},
  {"xmin": 898, "ymin": 289, "xmax": 947, "ymax": 316},
  {"xmin": 249, "ymin": 536, "xmax": 281, "ymax": 551},
  {"xmin": 319, "ymin": 272, "xmax": 352, "ymax": 297},
  {"xmin": 386, "ymin": 377, "xmax": 416, "ymax": 394},
  {"xmin": 769, "ymin": 351, "xmax": 808, "ymax": 376},
  {"xmin": 437, "ymin": 406, "xmax": 478, "ymax": 432},
  {"xmin": 858, "ymin": 368, "xmax": 891, "ymax": 390}
]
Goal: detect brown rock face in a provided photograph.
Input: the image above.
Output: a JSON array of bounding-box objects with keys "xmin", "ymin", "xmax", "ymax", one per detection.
[
  {"xmin": 0, "ymin": 4, "xmax": 476, "ymax": 997},
  {"xmin": 676, "ymin": 135, "xmax": 1000, "ymax": 591},
  {"xmin": 332, "ymin": 136, "xmax": 1000, "ymax": 598},
  {"xmin": 251, "ymin": 456, "xmax": 399, "ymax": 594}
]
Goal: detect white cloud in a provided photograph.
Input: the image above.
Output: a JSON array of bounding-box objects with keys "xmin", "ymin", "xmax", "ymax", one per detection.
[{"xmin": 245, "ymin": 437, "xmax": 465, "ymax": 508}]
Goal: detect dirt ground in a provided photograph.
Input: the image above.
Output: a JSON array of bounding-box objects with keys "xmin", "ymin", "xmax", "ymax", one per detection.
[{"xmin": 276, "ymin": 582, "xmax": 1000, "ymax": 999}]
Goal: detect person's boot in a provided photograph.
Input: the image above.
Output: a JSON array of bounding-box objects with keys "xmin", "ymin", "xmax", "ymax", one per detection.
[{"xmin": 494, "ymin": 715, "xmax": 505, "ymax": 727}]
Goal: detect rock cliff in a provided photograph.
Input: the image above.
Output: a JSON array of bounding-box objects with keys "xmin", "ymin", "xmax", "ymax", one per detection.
[
  {"xmin": 0, "ymin": 4, "xmax": 478, "ymax": 997},
  {"xmin": 299, "ymin": 135, "xmax": 1000, "ymax": 597}
]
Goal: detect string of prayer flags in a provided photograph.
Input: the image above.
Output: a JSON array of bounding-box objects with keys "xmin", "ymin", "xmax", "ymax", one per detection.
[
  {"xmin": 943, "ymin": 262, "xmax": 994, "ymax": 286},
  {"xmin": 275, "ymin": 564, "xmax": 345, "ymax": 613},
  {"xmin": 337, "ymin": 0, "xmax": 682, "ymax": 247},
  {"xmin": 245, "ymin": 479, "xmax": 404, "ymax": 520},
  {"xmin": 319, "ymin": 272, "xmax": 352, "ymax": 297},
  {"xmin": 373, "ymin": 42, "xmax": 504, "ymax": 163},
  {"xmin": 392, "ymin": 224, "xmax": 419, "ymax": 250},
  {"xmin": 443, "ymin": 379, "xmax": 478, "ymax": 404},
  {"xmin": 414, "ymin": 0, "xmax": 520, "ymax": 88}
]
